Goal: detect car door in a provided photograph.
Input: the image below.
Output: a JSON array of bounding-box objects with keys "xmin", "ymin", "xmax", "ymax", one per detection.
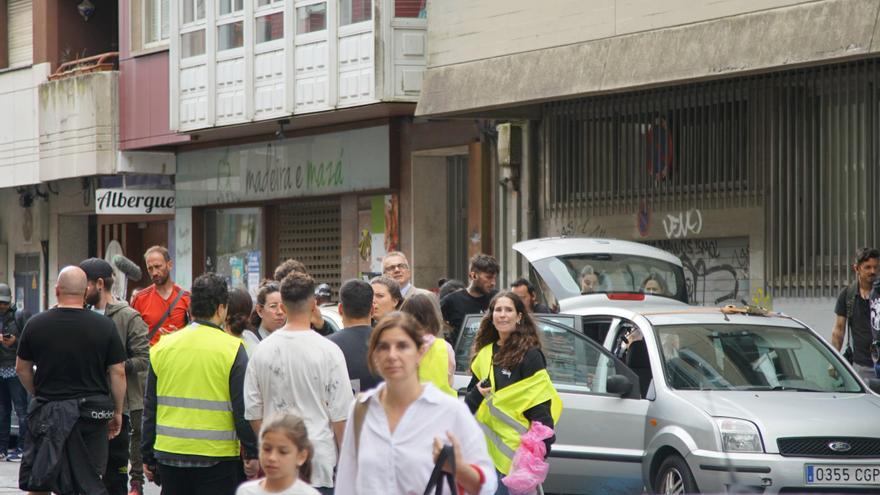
[{"xmin": 452, "ymin": 315, "xmax": 650, "ymax": 495}]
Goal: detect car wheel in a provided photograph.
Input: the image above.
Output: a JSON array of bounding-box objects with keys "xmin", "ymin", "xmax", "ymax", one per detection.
[{"xmin": 654, "ymin": 454, "xmax": 699, "ymax": 495}]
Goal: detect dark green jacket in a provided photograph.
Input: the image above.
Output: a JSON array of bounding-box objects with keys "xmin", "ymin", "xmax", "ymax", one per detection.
[{"xmin": 105, "ymin": 301, "xmax": 150, "ymax": 413}]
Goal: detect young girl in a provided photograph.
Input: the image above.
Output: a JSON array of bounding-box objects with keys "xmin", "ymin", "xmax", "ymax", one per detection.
[{"xmin": 236, "ymin": 414, "xmax": 321, "ymax": 495}]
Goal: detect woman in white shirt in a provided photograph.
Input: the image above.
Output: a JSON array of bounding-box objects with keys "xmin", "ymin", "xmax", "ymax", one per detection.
[{"xmin": 335, "ymin": 312, "xmax": 496, "ymax": 495}]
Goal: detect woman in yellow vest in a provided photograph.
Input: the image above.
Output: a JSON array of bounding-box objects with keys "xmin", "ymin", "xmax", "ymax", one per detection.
[
  {"xmin": 465, "ymin": 291, "xmax": 562, "ymax": 495},
  {"xmin": 401, "ymin": 293, "xmax": 457, "ymax": 396}
]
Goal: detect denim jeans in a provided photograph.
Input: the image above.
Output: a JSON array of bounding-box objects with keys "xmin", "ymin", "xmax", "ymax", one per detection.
[{"xmin": 0, "ymin": 373, "xmax": 29, "ymax": 451}]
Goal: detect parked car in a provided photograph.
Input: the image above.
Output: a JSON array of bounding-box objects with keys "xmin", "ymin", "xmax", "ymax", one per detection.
[
  {"xmin": 513, "ymin": 237, "xmax": 690, "ymax": 313},
  {"xmin": 453, "ymin": 307, "xmax": 880, "ymax": 494},
  {"xmin": 319, "ymin": 303, "xmax": 343, "ymax": 333}
]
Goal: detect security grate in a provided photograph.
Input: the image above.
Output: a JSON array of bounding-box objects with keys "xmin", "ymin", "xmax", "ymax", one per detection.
[
  {"xmin": 544, "ymin": 58, "xmax": 880, "ymax": 298},
  {"xmin": 277, "ymin": 199, "xmax": 341, "ymax": 297}
]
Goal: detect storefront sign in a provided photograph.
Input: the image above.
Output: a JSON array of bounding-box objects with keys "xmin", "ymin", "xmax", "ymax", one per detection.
[
  {"xmin": 175, "ymin": 125, "xmax": 391, "ymax": 207},
  {"xmin": 95, "ymin": 189, "xmax": 176, "ymax": 215}
]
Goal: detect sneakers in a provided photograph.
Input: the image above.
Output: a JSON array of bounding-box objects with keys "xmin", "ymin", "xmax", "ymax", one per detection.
[
  {"xmin": 0, "ymin": 452, "xmax": 7, "ymax": 462},
  {"xmin": 128, "ymin": 480, "xmax": 144, "ymax": 495},
  {"xmin": 6, "ymin": 448, "xmax": 21, "ymax": 462}
]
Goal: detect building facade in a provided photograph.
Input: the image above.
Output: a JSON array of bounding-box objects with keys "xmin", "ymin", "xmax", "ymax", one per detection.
[{"xmin": 417, "ymin": 0, "xmax": 880, "ymax": 338}]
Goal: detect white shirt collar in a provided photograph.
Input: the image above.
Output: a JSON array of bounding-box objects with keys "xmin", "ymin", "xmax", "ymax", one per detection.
[
  {"xmin": 358, "ymin": 381, "xmax": 444, "ymax": 405},
  {"xmin": 401, "ymin": 283, "xmax": 413, "ymax": 296}
]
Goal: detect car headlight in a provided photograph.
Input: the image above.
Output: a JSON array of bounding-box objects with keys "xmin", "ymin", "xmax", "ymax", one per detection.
[{"xmin": 713, "ymin": 417, "xmax": 764, "ymax": 453}]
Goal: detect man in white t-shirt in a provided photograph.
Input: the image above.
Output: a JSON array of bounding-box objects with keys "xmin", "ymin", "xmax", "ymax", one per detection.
[{"xmin": 244, "ymin": 272, "xmax": 353, "ymax": 495}]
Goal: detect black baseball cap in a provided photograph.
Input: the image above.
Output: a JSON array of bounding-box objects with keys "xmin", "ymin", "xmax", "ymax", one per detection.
[{"xmin": 79, "ymin": 258, "xmax": 114, "ymax": 281}]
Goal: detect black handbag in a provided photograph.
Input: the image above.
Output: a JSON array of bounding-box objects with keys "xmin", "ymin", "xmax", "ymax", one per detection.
[{"xmin": 424, "ymin": 444, "xmax": 458, "ymax": 495}]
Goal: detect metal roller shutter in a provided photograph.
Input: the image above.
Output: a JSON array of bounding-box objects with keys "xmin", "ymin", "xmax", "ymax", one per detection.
[
  {"xmin": 277, "ymin": 199, "xmax": 341, "ymax": 296},
  {"xmin": 8, "ymin": 0, "xmax": 33, "ymax": 67}
]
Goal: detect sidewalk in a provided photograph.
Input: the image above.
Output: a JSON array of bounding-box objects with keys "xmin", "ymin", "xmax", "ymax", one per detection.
[{"xmin": 0, "ymin": 460, "xmax": 160, "ymax": 494}]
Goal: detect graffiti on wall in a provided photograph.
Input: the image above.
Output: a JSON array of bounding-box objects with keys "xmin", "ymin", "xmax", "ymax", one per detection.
[
  {"xmin": 662, "ymin": 208, "xmax": 703, "ymax": 239},
  {"xmin": 647, "ymin": 237, "xmax": 749, "ymax": 305},
  {"xmin": 558, "ymin": 218, "xmax": 607, "ymax": 238}
]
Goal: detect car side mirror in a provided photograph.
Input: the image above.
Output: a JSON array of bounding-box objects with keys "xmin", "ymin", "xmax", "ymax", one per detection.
[
  {"xmin": 606, "ymin": 374, "xmax": 633, "ymax": 397},
  {"xmin": 868, "ymin": 378, "xmax": 880, "ymax": 395}
]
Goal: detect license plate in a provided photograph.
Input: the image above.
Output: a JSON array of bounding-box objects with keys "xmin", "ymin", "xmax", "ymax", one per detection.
[{"xmin": 805, "ymin": 465, "xmax": 880, "ymax": 485}]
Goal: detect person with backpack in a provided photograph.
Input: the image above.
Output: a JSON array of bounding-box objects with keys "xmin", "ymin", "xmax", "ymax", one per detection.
[
  {"xmin": 0, "ymin": 283, "xmax": 30, "ymax": 462},
  {"xmin": 831, "ymin": 247, "xmax": 879, "ymax": 381}
]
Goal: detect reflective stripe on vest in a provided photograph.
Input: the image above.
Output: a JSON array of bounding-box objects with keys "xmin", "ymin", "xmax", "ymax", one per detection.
[
  {"xmin": 419, "ymin": 338, "xmax": 457, "ymax": 396},
  {"xmin": 151, "ymin": 323, "xmax": 242, "ymax": 458},
  {"xmin": 471, "ymin": 344, "xmax": 563, "ymax": 474}
]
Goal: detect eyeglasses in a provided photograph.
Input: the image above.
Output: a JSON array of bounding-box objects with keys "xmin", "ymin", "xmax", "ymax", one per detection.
[{"xmin": 383, "ymin": 263, "xmax": 409, "ymax": 273}]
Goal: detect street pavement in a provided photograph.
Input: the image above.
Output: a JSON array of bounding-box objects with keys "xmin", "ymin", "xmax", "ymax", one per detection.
[{"xmin": 0, "ymin": 458, "xmax": 161, "ymax": 494}]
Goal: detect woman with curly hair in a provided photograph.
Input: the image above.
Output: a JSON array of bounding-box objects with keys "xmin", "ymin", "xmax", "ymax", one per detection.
[{"xmin": 466, "ymin": 291, "xmax": 562, "ymax": 494}]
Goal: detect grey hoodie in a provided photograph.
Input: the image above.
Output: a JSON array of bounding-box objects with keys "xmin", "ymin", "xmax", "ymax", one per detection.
[{"xmin": 105, "ymin": 300, "xmax": 150, "ymax": 413}]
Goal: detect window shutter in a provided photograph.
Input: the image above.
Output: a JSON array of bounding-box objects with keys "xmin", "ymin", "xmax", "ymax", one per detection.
[{"xmin": 8, "ymin": 0, "xmax": 33, "ymax": 67}]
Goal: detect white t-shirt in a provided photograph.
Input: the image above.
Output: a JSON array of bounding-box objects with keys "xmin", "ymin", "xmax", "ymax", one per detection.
[
  {"xmin": 244, "ymin": 329, "xmax": 353, "ymax": 489},
  {"xmin": 236, "ymin": 478, "xmax": 320, "ymax": 495},
  {"xmin": 335, "ymin": 383, "xmax": 497, "ymax": 495}
]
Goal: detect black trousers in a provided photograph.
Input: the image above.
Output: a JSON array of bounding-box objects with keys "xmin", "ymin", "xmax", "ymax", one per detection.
[
  {"xmin": 103, "ymin": 415, "xmax": 130, "ymax": 495},
  {"xmin": 157, "ymin": 460, "xmax": 242, "ymax": 495}
]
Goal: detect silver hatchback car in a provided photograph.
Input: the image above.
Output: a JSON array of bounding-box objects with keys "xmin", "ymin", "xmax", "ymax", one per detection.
[{"xmin": 453, "ymin": 307, "xmax": 880, "ymax": 494}]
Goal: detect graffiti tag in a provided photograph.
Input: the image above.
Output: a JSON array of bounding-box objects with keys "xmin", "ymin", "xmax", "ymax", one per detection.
[{"xmin": 663, "ymin": 209, "xmax": 703, "ymax": 239}]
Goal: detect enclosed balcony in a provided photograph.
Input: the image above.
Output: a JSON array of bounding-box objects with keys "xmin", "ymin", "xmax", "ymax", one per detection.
[{"xmin": 170, "ymin": 0, "xmax": 427, "ymax": 132}]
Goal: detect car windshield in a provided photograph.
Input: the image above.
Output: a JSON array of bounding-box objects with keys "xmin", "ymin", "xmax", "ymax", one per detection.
[
  {"xmin": 534, "ymin": 253, "xmax": 687, "ymax": 302},
  {"xmin": 655, "ymin": 324, "xmax": 862, "ymax": 392}
]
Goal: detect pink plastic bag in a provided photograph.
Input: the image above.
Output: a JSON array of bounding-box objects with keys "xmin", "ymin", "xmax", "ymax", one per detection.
[{"xmin": 501, "ymin": 421, "xmax": 554, "ymax": 495}]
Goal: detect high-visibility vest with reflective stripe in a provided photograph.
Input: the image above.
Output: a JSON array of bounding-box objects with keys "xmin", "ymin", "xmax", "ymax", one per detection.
[
  {"xmin": 151, "ymin": 322, "xmax": 241, "ymax": 458},
  {"xmin": 471, "ymin": 344, "xmax": 562, "ymax": 474},
  {"xmin": 419, "ymin": 337, "xmax": 456, "ymax": 397}
]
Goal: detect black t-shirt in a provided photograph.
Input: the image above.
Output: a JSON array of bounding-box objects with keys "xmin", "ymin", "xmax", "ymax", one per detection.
[
  {"xmin": 835, "ymin": 288, "xmax": 874, "ymax": 366},
  {"xmin": 327, "ymin": 325, "xmax": 383, "ymax": 394},
  {"xmin": 441, "ymin": 289, "xmax": 496, "ymax": 344},
  {"xmin": 18, "ymin": 307, "xmax": 126, "ymax": 400}
]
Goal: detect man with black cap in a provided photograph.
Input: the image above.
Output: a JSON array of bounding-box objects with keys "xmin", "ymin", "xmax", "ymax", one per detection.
[
  {"xmin": 0, "ymin": 283, "xmax": 29, "ymax": 462},
  {"xmin": 81, "ymin": 258, "xmax": 150, "ymax": 495}
]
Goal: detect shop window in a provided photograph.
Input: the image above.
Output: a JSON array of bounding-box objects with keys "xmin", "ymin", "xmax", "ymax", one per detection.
[
  {"xmin": 395, "ymin": 0, "xmax": 426, "ymax": 18},
  {"xmin": 181, "ymin": 30, "xmax": 206, "ymax": 57},
  {"xmin": 340, "ymin": 0, "xmax": 371, "ymax": 26},
  {"xmin": 297, "ymin": 4, "xmax": 327, "ymax": 33},
  {"xmin": 256, "ymin": 12, "xmax": 284, "ymax": 43},
  {"xmin": 205, "ymin": 208, "xmax": 264, "ymax": 296},
  {"xmin": 218, "ymin": 22, "xmax": 244, "ymax": 50}
]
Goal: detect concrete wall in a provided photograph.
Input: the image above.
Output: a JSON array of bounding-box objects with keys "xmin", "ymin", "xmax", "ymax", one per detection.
[
  {"xmin": 0, "ymin": 63, "xmax": 50, "ymax": 187},
  {"xmin": 38, "ymin": 71, "xmax": 120, "ymax": 181},
  {"xmin": 418, "ymin": 0, "xmax": 880, "ymax": 116},
  {"xmin": 426, "ymin": 0, "xmax": 809, "ymax": 68}
]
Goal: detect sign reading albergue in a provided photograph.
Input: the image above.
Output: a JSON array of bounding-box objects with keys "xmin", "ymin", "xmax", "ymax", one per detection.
[{"xmin": 95, "ymin": 189, "xmax": 176, "ymax": 215}]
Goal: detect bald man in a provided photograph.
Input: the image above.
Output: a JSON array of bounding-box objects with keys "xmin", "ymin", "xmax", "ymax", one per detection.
[{"xmin": 17, "ymin": 266, "xmax": 127, "ymax": 494}]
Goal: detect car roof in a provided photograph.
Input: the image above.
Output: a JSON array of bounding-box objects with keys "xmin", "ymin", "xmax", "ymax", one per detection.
[
  {"xmin": 578, "ymin": 305, "xmax": 805, "ymax": 329},
  {"xmin": 513, "ymin": 237, "xmax": 682, "ymax": 266}
]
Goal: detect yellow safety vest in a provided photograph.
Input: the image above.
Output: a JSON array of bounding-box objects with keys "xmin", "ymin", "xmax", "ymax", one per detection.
[
  {"xmin": 151, "ymin": 322, "xmax": 242, "ymax": 458},
  {"xmin": 471, "ymin": 344, "xmax": 562, "ymax": 474},
  {"xmin": 419, "ymin": 338, "xmax": 457, "ymax": 396}
]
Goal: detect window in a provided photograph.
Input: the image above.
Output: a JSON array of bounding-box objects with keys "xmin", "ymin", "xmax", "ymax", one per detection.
[
  {"xmin": 256, "ymin": 12, "xmax": 284, "ymax": 43},
  {"xmin": 205, "ymin": 208, "xmax": 264, "ymax": 296},
  {"xmin": 218, "ymin": 22, "xmax": 244, "ymax": 50},
  {"xmin": 297, "ymin": 4, "xmax": 327, "ymax": 33},
  {"xmin": 4, "ymin": 0, "xmax": 33, "ymax": 68},
  {"xmin": 395, "ymin": 0, "xmax": 426, "ymax": 18},
  {"xmin": 183, "ymin": 0, "xmax": 206, "ymax": 24},
  {"xmin": 181, "ymin": 30, "xmax": 206, "ymax": 58},
  {"xmin": 257, "ymin": 0, "xmax": 283, "ymax": 6},
  {"xmin": 144, "ymin": 0, "xmax": 170, "ymax": 46},
  {"xmin": 340, "ymin": 0, "xmax": 371, "ymax": 25},
  {"xmin": 219, "ymin": 0, "xmax": 244, "ymax": 16}
]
